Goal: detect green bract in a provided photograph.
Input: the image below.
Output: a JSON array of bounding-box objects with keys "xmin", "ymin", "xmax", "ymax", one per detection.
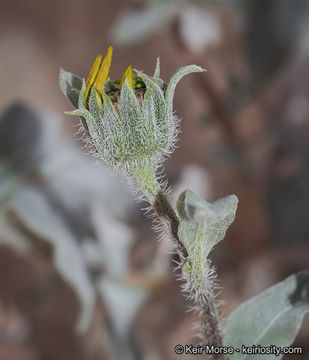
[{"xmin": 59, "ymin": 46, "xmax": 205, "ymax": 168}]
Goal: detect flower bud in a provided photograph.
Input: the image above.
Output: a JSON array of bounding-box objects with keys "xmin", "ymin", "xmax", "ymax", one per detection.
[{"xmin": 60, "ymin": 46, "xmax": 205, "ymax": 168}]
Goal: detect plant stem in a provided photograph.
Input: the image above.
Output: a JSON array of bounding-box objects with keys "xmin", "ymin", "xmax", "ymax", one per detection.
[
  {"xmin": 128, "ymin": 159, "xmax": 188, "ymax": 258},
  {"xmin": 198, "ymin": 293, "xmax": 225, "ymax": 356},
  {"xmin": 128, "ymin": 159, "xmax": 225, "ymax": 358}
]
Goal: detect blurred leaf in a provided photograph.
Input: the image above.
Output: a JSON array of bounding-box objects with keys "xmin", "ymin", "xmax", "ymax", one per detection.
[
  {"xmin": 0, "ymin": 211, "xmax": 30, "ymax": 252},
  {"xmin": 98, "ymin": 278, "xmax": 148, "ymax": 360},
  {"xmin": 37, "ymin": 110, "xmax": 134, "ymax": 217},
  {"xmin": 0, "ymin": 103, "xmax": 41, "ymax": 171},
  {"xmin": 111, "ymin": 0, "xmax": 180, "ymax": 44},
  {"xmin": 92, "ymin": 207, "xmax": 135, "ymax": 277},
  {"xmin": 179, "ymin": 6, "xmax": 221, "ymax": 53},
  {"xmin": 267, "ymin": 170, "xmax": 309, "ymax": 244},
  {"xmin": 0, "ymin": 166, "xmax": 20, "ymax": 206},
  {"xmin": 9, "ymin": 187, "xmax": 95, "ymax": 333},
  {"xmin": 172, "ymin": 164, "xmax": 212, "ymax": 204},
  {"xmin": 223, "ymin": 271, "xmax": 309, "ymax": 360},
  {"xmin": 98, "ymin": 277, "xmax": 147, "ymax": 340},
  {"xmin": 244, "ymin": 0, "xmax": 309, "ymax": 83},
  {"xmin": 0, "ymin": 104, "xmax": 43, "ymax": 205},
  {"xmin": 266, "ymin": 125, "xmax": 309, "ymax": 244},
  {"xmin": 59, "ymin": 69, "xmax": 82, "ymax": 108}
]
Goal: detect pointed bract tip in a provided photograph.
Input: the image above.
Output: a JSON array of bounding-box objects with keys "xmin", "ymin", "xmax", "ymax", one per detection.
[
  {"xmin": 121, "ymin": 65, "xmax": 133, "ymax": 90},
  {"xmin": 154, "ymin": 57, "xmax": 160, "ymax": 78},
  {"xmin": 64, "ymin": 110, "xmax": 77, "ymax": 116},
  {"xmin": 85, "ymin": 53, "xmax": 103, "ymax": 106}
]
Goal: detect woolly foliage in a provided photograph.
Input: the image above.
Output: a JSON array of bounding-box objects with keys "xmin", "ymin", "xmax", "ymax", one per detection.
[{"xmin": 177, "ymin": 190, "xmax": 238, "ymax": 294}]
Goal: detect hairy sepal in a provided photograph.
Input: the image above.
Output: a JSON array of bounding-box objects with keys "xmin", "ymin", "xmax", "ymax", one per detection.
[
  {"xmin": 135, "ymin": 70, "xmax": 175, "ymax": 153},
  {"xmin": 164, "ymin": 66, "xmax": 205, "ymax": 148},
  {"xmin": 142, "ymin": 88, "xmax": 159, "ymax": 155},
  {"xmin": 120, "ymin": 80, "xmax": 144, "ymax": 158},
  {"xmin": 74, "ymin": 82, "xmax": 107, "ymax": 159},
  {"xmin": 165, "ymin": 65, "xmax": 205, "ymax": 117},
  {"xmin": 102, "ymin": 92, "xmax": 126, "ymax": 164}
]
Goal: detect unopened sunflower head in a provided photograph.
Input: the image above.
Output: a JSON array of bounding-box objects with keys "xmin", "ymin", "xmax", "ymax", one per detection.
[{"xmin": 59, "ymin": 46, "xmax": 205, "ymax": 167}]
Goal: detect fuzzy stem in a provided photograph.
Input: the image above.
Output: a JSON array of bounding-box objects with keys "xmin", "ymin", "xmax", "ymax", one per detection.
[
  {"xmin": 128, "ymin": 159, "xmax": 187, "ymax": 258},
  {"xmin": 128, "ymin": 159, "xmax": 225, "ymax": 358},
  {"xmin": 197, "ymin": 293, "xmax": 226, "ymax": 359},
  {"xmin": 127, "ymin": 159, "xmax": 161, "ymax": 206}
]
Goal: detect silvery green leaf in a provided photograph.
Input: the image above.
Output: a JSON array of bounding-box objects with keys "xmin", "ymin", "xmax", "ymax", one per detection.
[
  {"xmin": 111, "ymin": 0, "xmax": 179, "ymax": 44},
  {"xmin": 177, "ymin": 189, "xmax": 238, "ymax": 256},
  {"xmin": 9, "ymin": 187, "xmax": 95, "ymax": 333},
  {"xmin": 59, "ymin": 69, "xmax": 82, "ymax": 108},
  {"xmin": 177, "ymin": 190, "xmax": 238, "ymax": 290},
  {"xmin": 165, "ymin": 65, "xmax": 206, "ymax": 118},
  {"xmin": 223, "ymin": 271, "xmax": 309, "ymax": 360}
]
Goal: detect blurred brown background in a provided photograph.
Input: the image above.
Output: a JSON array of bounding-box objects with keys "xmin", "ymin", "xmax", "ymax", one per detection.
[{"xmin": 0, "ymin": 0, "xmax": 309, "ymax": 359}]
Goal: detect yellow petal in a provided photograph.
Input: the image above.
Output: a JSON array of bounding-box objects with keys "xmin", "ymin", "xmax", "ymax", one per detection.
[
  {"xmin": 94, "ymin": 45, "xmax": 113, "ymax": 97},
  {"xmin": 120, "ymin": 65, "xmax": 133, "ymax": 90},
  {"xmin": 85, "ymin": 53, "xmax": 103, "ymax": 106}
]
